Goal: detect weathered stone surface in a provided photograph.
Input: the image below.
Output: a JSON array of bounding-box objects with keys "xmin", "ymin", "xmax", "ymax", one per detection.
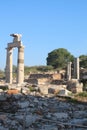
[
  {"xmin": 0, "ymin": 94, "xmax": 7, "ymax": 101},
  {"xmin": 48, "ymin": 85, "xmax": 67, "ymax": 94},
  {"xmin": 18, "ymin": 101, "xmax": 29, "ymax": 108},
  {"xmin": 71, "ymin": 118, "xmax": 87, "ymax": 125},
  {"xmin": 0, "ymin": 88, "xmax": 86, "ymax": 130},
  {"xmin": 67, "ymin": 80, "xmax": 83, "ymax": 93},
  {"xmin": 29, "ymin": 73, "xmax": 61, "ymax": 80},
  {"xmin": 25, "ymin": 115, "xmax": 40, "ymax": 128},
  {"xmin": 73, "ymin": 111, "xmax": 87, "ymax": 118},
  {"xmin": 6, "ymin": 34, "xmax": 24, "ymax": 84},
  {"xmin": 58, "ymin": 89, "xmax": 71, "ymax": 96},
  {"xmin": 51, "ymin": 73, "xmax": 61, "ymax": 80},
  {"xmin": 7, "ymin": 89, "xmax": 19, "ymax": 94},
  {"xmin": 0, "ymin": 89, "xmax": 3, "ymax": 92},
  {"xmin": 26, "ymin": 73, "xmax": 62, "ymax": 85},
  {"xmin": 21, "ymin": 87, "xmax": 30, "ymax": 95},
  {"xmin": 41, "ymin": 125, "xmax": 58, "ymax": 130},
  {"xmin": 39, "ymin": 85, "xmax": 48, "ymax": 95},
  {"xmin": 51, "ymin": 79, "xmax": 66, "ymax": 85},
  {"xmin": 53, "ymin": 112, "xmax": 68, "ymax": 119}
]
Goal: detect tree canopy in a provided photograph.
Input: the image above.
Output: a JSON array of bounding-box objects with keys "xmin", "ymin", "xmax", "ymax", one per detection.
[
  {"xmin": 46, "ymin": 48, "xmax": 74, "ymax": 69},
  {"xmin": 79, "ymin": 55, "xmax": 87, "ymax": 68}
]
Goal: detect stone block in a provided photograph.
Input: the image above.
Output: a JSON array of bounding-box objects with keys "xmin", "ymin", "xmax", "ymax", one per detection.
[
  {"xmin": 67, "ymin": 80, "xmax": 83, "ymax": 93},
  {"xmin": 38, "ymin": 85, "xmax": 48, "ymax": 95},
  {"xmin": 37, "ymin": 78, "xmax": 50, "ymax": 84},
  {"xmin": 7, "ymin": 89, "xmax": 19, "ymax": 94},
  {"xmin": 48, "ymin": 84, "xmax": 67, "ymax": 94},
  {"xmin": 52, "ymin": 73, "xmax": 61, "ymax": 80},
  {"xmin": 58, "ymin": 89, "xmax": 72, "ymax": 96}
]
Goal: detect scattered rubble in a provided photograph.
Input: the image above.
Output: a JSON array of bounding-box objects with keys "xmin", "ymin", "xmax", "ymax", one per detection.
[
  {"xmin": 0, "ymin": 68, "xmax": 85, "ymax": 130},
  {"xmin": 0, "ymin": 83, "xmax": 86, "ymax": 130}
]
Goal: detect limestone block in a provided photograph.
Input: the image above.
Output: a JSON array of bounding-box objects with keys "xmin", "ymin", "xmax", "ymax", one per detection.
[
  {"xmin": 38, "ymin": 85, "xmax": 48, "ymax": 95},
  {"xmin": 37, "ymin": 78, "xmax": 50, "ymax": 84},
  {"xmin": 67, "ymin": 80, "xmax": 83, "ymax": 93},
  {"xmin": 52, "ymin": 73, "xmax": 61, "ymax": 80},
  {"xmin": 7, "ymin": 89, "xmax": 19, "ymax": 94},
  {"xmin": 58, "ymin": 89, "xmax": 72, "ymax": 96},
  {"xmin": 21, "ymin": 87, "xmax": 30, "ymax": 95},
  {"xmin": 48, "ymin": 84, "xmax": 67, "ymax": 94}
]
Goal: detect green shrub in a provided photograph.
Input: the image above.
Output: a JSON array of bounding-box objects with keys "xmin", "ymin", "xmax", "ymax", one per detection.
[
  {"xmin": 29, "ymin": 86, "xmax": 35, "ymax": 92},
  {"xmin": 78, "ymin": 92, "xmax": 87, "ymax": 97}
]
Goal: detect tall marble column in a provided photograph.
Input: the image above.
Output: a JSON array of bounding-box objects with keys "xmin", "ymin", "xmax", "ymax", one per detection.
[
  {"xmin": 17, "ymin": 46, "xmax": 24, "ymax": 84},
  {"xmin": 6, "ymin": 48, "xmax": 13, "ymax": 83},
  {"xmin": 74, "ymin": 57, "xmax": 80, "ymax": 79},
  {"xmin": 5, "ymin": 48, "xmax": 9, "ymax": 82},
  {"xmin": 67, "ymin": 62, "xmax": 72, "ymax": 80}
]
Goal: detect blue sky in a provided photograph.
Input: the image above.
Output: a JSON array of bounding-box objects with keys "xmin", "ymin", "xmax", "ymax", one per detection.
[{"xmin": 0, "ymin": 0, "xmax": 87, "ymax": 70}]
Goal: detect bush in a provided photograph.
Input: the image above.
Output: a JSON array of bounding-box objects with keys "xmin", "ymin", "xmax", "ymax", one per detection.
[
  {"xmin": 29, "ymin": 86, "xmax": 35, "ymax": 92},
  {"xmin": 78, "ymin": 92, "xmax": 87, "ymax": 97}
]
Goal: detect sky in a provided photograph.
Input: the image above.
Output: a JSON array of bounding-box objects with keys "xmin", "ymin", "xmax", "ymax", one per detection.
[{"xmin": 0, "ymin": 0, "xmax": 87, "ymax": 70}]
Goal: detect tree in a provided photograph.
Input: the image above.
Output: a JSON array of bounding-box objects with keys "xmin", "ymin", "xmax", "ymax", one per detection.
[
  {"xmin": 79, "ymin": 55, "xmax": 87, "ymax": 68},
  {"xmin": 13, "ymin": 65, "xmax": 17, "ymax": 73},
  {"xmin": 46, "ymin": 48, "xmax": 74, "ymax": 69}
]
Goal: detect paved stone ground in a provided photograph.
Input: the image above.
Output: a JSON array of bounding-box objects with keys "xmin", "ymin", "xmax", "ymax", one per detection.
[{"xmin": 0, "ymin": 91, "xmax": 87, "ymax": 130}]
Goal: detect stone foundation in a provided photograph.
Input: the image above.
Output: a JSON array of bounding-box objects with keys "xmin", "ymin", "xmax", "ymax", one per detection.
[{"xmin": 67, "ymin": 79, "xmax": 83, "ymax": 93}]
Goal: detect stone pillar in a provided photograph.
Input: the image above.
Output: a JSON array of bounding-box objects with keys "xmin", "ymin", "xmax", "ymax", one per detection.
[
  {"xmin": 67, "ymin": 62, "xmax": 72, "ymax": 80},
  {"xmin": 5, "ymin": 48, "xmax": 9, "ymax": 82},
  {"xmin": 5, "ymin": 33, "xmax": 24, "ymax": 84},
  {"xmin": 5, "ymin": 48, "xmax": 13, "ymax": 83},
  {"xmin": 74, "ymin": 57, "xmax": 80, "ymax": 79},
  {"xmin": 17, "ymin": 46, "xmax": 24, "ymax": 84}
]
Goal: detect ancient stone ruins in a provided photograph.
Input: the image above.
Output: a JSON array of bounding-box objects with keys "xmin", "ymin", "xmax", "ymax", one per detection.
[
  {"xmin": 3, "ymin": 33, "xmax": 83, "ymax": 95},
  {"xmin": 67, "ymin": 57, "xmax": 80, "ymax": 80},
  {"xmin": 5, "ymin": 34, "xmax": 24, "ymax": 84},
  {"xmin": 0, "ymin": 34, "xmax": 87, "ymax": 129},
  {"xmin": 4, "ymin": 33, "xmax": 82, "ymax": 93}
]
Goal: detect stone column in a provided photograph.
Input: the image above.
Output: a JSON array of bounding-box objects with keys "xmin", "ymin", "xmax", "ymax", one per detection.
[
  {"xmin": 5, "ymin": 48, "xmax": 9, "ymax": 82},
  {"xmin": 17, "ymin": 46, "xmax": 24, "ymax": 84},
  {"xmin": 67, "ymin": 62, "xmax": 72, "ymax": 80},
  {"xmin": 5, "ymin": 48, "xmax": 13, "ymax": 83},
  {"xmin": 74, "ymin": 57, "xmax": 80, "ymax": 79}
]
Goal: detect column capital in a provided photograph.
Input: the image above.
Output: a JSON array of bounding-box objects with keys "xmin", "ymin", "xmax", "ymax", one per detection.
[{"xmin": 10, "ymin": 33, "xmax": 22, "ymax": 42}]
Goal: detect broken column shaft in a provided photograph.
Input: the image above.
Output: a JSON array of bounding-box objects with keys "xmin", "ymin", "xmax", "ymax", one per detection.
[
  {"xmin": 74, "ymin": 57, "xmax": 80, "ymax": 80},
  {"xmin": 17, "ymin": 46, "xmax": 24, "ymax": 84}
]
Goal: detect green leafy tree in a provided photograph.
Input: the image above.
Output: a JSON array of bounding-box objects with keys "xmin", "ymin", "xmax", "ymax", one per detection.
[
  {"xmin": 0, "ymin": 69, "xmax": 5, "ymax": 79},
  {"xmin": 13, "ymin": 65, "xmax": 17, "ymax": 73},
  {"xmin": 13, "ymin": 65, "xmax": 17, "ymax": 78},
  {"xmin": 79, "ymin": 55, "xmax": 87, "ymax": 68},
  {"xmin": 46, "ymin": 48, "xmax": 74, "ymax": 69}
]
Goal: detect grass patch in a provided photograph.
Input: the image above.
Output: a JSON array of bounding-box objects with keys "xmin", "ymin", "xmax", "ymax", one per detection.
[
  {"xmin": 67, "ymin": 98, "xmax": 78, "ymax": 103},
  {"xmin": 71, "ymin": 92, "xmax": 87, "ymax": 103},
  {"xmin": 77, "ymin": 92, "xmax": 87, "ymax": 97},
  {"xmin": 24, "ymin": 65, "xmax": 54, "ymax": 75},
  {"xmin": 29, "ymin": 86, "xmax": 35, "ymax": 92}
]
